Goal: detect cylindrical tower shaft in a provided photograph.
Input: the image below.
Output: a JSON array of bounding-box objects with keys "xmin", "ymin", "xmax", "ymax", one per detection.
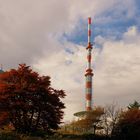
[{"xmin": 85, "ymin": 17, "xmax": 93, "ymax": 111}]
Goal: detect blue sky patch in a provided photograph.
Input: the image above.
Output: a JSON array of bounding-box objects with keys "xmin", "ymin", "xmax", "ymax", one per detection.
[{"xmin": 61, "ymin": 1, "xmax": 140, "ymax": 47}]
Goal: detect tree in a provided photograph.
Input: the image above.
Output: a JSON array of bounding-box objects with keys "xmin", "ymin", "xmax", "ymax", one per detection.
[
  {"xmin": 127, "ymin": 100, "xmax": 140, "ymax": 110},
  {"xmin": 0, "ymin": 64, "xmax": 65, "ymax": 133},
  {"xmin": 113, "ymin": 108, "xmax": 140, "ymax": 140},
  {"xmin": 102, "ymin": 103, "xmax": 121, "ymax": 136}
]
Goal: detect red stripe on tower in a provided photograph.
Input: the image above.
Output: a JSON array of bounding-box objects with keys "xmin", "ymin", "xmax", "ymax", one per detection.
[
  {"xmin": 88, "ymin": 17, "xmax": 91, "ymax": 24},
  {"xmin": 87, "ymin": 55, "xmax": 91, "ymax": 62},
  {"xmin": 86, "ymin": 107, "xmax": 92, "ymax": 111},
  {"xmin": 88, "ymin": 30, "xmax": 91, "ymax": 36},
  {"xmin": 86, "ymin": 82, "xmax": 92, "ymax": 88},
  {"xmin": 86, "ymin": 94, "xmax": 92, "ymax": 100}
]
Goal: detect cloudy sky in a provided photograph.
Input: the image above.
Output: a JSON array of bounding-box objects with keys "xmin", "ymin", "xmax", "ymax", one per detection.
[{"xmin": 0, "ymin": 0, "xmax": 140, "ymax": 121}]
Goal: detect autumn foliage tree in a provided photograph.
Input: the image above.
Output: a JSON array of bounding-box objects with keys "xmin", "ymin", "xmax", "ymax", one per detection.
[
  {"xmin": 113, "ymin": 108, "xmax": 140, "ymax": 140},
  {"xmin": 0, "ymin": 64, "xmax": 65, "ymax": 133},
  {"xmin": 72, "ymin": 107, "xmax": 104, "ymax": 134}
]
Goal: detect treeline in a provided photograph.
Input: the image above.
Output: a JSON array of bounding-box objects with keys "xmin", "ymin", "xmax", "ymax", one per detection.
[{"xmin": 60, "ymin": 101, "xmax": 140, "ymax": 140}]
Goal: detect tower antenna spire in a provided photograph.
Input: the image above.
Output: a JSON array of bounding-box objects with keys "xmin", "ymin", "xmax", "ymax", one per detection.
[{"xmin": 85, "ymin": 17, "xmax": 93, "ymax": 111}]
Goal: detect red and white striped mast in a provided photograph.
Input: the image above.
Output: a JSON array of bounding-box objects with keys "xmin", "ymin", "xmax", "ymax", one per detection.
[{"xmin": 85, "ymin": 17, "xmax": 93, "ymax": 111}]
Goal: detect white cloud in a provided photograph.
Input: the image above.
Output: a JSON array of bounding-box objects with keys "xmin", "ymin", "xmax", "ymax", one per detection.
[
  {"xmin": 123, "ymin": 26, "xmax": 140, "ymax": 43},
  {"xmin": 94, "ymin": 26, "xmax": 140, "ymax": 106},
  {"xmin": 33, "ymin": 43, "xmax": 86, "ymax": 121}
]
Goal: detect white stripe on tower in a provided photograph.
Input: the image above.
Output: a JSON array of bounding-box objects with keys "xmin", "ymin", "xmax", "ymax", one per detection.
[{"xmin": 85, "ymin": 17, "xmax": 93, "ymax": 111}]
